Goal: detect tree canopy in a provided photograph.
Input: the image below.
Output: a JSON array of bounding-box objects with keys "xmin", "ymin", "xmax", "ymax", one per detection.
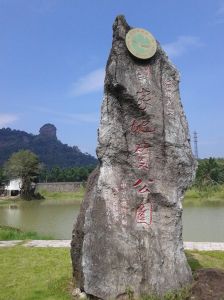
[
  {"xmin": 194, "ymin": 157, "xmax": 224, "ymax": 189},
  {"xmin": 0, "ymin": 167, "xmax": 6, "ymax": 186},
  {"xmin": 39, "ymin": 165, "xmax": 95, "ymax": 182},
  {"xmin": 4, "ymin": 150, "xmax": 41, "ymax": 200}
]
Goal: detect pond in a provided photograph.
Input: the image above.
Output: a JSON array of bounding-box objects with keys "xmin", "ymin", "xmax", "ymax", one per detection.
[{"xmin": 0, "ymin": 199, "xmax": 224, "ymax": 242}]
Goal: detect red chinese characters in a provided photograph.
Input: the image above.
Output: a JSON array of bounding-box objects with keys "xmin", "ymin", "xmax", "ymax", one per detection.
[
  {"xmin": 132, "ymin": 178, "xmax": 154, "ymax": 194},
  {"xmin": 137, "ymin": 154, "xmax": 149, "ymax": 170},
  {"xmin": 134, "ymin": 141, "xmax": 151, "ymax": 154},
  {"xmin": 133, "ymin": 141, "xmax": 151, "ymax": 170},
  {"xmin": 131, "ymin": 119, "xmax": 155, "ymax": 134},
  {"xmin": 129, "ymin": 86, "xmax": 157, "ymax": 226},
  {"xmin": 136, "ymin": 203, "xmax": 152, "ymax": 225}
]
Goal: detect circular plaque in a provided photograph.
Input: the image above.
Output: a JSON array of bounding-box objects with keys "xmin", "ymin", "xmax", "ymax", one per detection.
[{"xmin": 125, "ymin": 28, "xmax": 157, "ymax": 59}]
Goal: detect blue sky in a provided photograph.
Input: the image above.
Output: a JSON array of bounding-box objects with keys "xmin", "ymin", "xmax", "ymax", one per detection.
[{"xmin": 0, "ymin": 0, "xmax": 224, "ymax": 158}]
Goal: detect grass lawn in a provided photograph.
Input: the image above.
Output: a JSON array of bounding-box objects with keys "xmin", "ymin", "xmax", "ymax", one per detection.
[
  {"xmin": 186, "ymin": 250, "xmax": 224, "ymax": 271},
  {"xmin": 0, "ymin": 247, "xmax": 72, "ymax": 300},
  {"xmin": 0, "ymin": 247, "xmax": 224, "ymax": 300}
]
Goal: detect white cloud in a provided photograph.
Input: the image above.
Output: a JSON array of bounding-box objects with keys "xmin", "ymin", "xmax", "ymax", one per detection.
[
  {"xmin": 217, "ymin": 1, "xmax": 224, "ymax": 15},
  {"xmin": 163, "ymin": 36, "xmax": 202, "ymax": 58},
  {"xmin": 56, "ymin": 113, "xmax": 99, "ymax": 124},
  {"xmin": 0, "ymin": 114, "xmax": 18, "ymax": 127},
  {"xmin": 70, "ymin": 68, "xmax": 105, "ymax": 97},
  {"xmin": 31, "ymin": 106, "xmax": 98, "ymax": 123},
  {"xmin": 214, "ymin": 2, "xmax": 224, "ymax": 24}
]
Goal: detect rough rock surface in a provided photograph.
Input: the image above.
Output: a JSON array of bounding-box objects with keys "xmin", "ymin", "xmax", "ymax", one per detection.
[
  {"xmin": 71, "ymin": 15, "xmax": 196, "ymax": 299},
  {"xmin": 39, "ymin": 123, "xmax": 57, "ymax": 139}
]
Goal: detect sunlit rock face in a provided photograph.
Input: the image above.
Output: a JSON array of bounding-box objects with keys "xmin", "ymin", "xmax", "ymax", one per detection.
[{"xmin": 71, "ymin": 15, "xmax": 196, "ymax": 299}]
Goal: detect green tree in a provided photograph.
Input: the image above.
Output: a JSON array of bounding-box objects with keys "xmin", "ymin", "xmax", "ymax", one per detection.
[
  {"xmin": 4, "ymin": 150, "xmax": 41, "ymax": 200},
  {"xmin": 0, "ymin": 167, "xmax": 6, "ymax": 185},
  {"xmin": 195, "ymin": 157, "xmax": 224, "ymax": 189},
  {"xmin": 38, "ymin": 165, "xmax": 96, "ymax": 182}
]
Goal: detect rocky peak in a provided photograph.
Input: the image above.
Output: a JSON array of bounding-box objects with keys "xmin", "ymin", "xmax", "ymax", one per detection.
[{"xmin": 39, "ymin": 123, "xmax": 57, "ymax": 139}]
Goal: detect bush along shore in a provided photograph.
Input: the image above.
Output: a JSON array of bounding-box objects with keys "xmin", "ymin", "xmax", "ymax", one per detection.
[
  {"xmin": 0, "ymin": 225, "xmax": 54, "ymax": 240},
  {"xmin": 184, "ymin": 184, "xmax": 224, "ymax": 206},
  {"xmin": 183, "ymin": 157, "xmax": 224, "ymax": 206}
]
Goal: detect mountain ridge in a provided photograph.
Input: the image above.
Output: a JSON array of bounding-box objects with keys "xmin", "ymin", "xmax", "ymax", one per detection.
[{"xmin": 0, "ymin": 124, "xmax": 97, "ymax": 168}]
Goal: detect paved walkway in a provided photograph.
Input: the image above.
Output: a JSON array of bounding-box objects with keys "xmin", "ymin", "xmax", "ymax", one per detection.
[
  {"xmin": 1, "ymin": 240, "xmax": 224, "ymax": 250},
  {"xmin": 184, "ymin": 242, "xmax": 224, "ymax": 251}
]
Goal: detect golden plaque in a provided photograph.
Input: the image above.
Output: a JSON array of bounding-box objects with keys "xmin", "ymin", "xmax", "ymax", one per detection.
[{"xmin": 125, "ymin": 28, "xmax": 157, "ymax": 59}]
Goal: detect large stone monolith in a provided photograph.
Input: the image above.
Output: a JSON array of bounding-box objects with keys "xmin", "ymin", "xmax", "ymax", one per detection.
[{"xmin": 71, "ymin": 15, "xmax": 196, "ymax": 299}]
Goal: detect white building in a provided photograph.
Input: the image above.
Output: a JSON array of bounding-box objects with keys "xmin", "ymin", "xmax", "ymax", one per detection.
[{"xmin": 5, "ymin": 178, "xmax": 22, "ymax": 196}]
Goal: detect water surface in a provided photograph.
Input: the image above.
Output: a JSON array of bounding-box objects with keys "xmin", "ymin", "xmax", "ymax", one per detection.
[{"xmin": 0, "ymin": 199, "xmax": 223, "ymax": 241}]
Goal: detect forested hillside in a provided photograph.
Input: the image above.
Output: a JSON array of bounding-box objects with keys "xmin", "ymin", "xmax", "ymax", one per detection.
[{"xmin": 0, "ymin": 124, "xmax": 97, "ymax": 168}]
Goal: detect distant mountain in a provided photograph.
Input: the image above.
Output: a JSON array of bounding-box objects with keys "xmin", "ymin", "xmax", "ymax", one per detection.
[{"xmin": 0, "ymin": 123, "xmax": 98, "ymax": 168}]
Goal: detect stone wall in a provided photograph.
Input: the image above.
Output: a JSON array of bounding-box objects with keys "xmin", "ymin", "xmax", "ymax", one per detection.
[{"xmin": 36, "ymin": 182, "xmax": 84, "ymax": 193}]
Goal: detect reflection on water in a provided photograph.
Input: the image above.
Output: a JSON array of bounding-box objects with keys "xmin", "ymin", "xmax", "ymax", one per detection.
[
  {"xmin": 0, "ymin": 199, "xmax": 224, "ymax": 241},
  {"xmin": 0, "ymin": 200, "xmax": 80, "ymax": 239}
]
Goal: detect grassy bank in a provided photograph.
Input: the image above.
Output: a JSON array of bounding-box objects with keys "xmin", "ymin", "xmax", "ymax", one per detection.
[
  {"xmin": 0, "ymin": 247, "xmax": 224, "ymax": 300},
  {"xmin": 0, "ymin": 186, "xmax": 85, "ymax": 205},
  {"xmin": 1, "ymin": 184, "xmax": 224, "ymax": 206},
  {"xmin": 38, "ymin": 186, "xmax": 85, "ymax": 201},
  {"xmin": 38, "ymin": 183, "xmax": 224, "ymax": 205},
  {"xmin": 184, "ymin": 184, "xmax": 224, "ymax": 206},
  {"xmin": 0, "ymin": 196, "xmax": 20, "ymax": 205},
  {"xmin": 0, "ymin": 225, "xmax": 54, "ymax": 240},
  {"xmin": 40, "ymin": 184, "xmax": 224, "ymax": 206}
]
